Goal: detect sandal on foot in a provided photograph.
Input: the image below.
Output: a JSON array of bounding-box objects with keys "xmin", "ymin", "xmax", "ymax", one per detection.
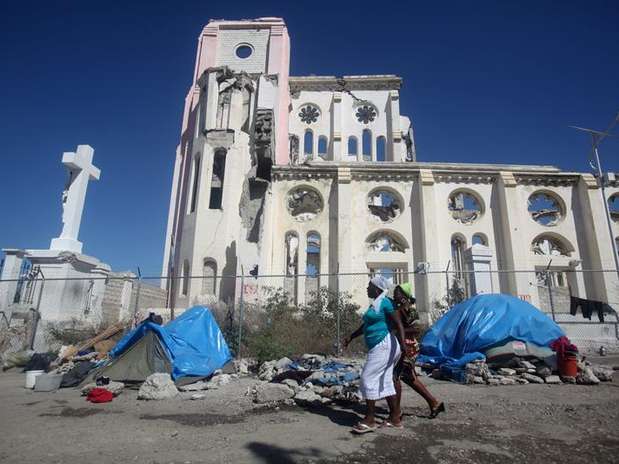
[
  {"xmin": 351, "ymin": 422, "xmax": 377, "ymax": 434},
  {"xmin": 380, "ymin": 420, "xmax": 404, "ymax": 429},
  {"xmin": 429, "ymin": 402, "xmax": 446, "ymax": 419}
]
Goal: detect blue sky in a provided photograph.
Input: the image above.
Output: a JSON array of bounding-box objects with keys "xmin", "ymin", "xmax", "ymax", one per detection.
[{"xmin": 1, "ymin": 0, "xmax": 617, "ymax": 275}]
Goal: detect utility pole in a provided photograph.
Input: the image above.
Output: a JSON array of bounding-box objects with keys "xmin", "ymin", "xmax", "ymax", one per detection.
[{"xmin": 571, "ymin": 113, "xmax": 619, "ymax": 282}]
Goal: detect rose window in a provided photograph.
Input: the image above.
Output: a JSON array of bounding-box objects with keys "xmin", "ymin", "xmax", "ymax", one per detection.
[
  {"xmin": 298, "ymin": 105, "xmax": 320, "ymax": 124},
  {"xmin": 356, "ymin": 105, "xmax": 377, "ymax": 124}
]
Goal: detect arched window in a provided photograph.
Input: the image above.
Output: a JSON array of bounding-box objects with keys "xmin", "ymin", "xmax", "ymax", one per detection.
[
  {"xmin": 189, "ymin": 155, "xmax": 201, "ymax": 213},
  {"xmin": 362, "ymin": 129, "xmax": 372, "ymax": 161},
  {"xmin": 318, "ymin": 136, "xmax": 328, "ymax": 159},
  {"xmin": 182, "ymin": 260, "xmax": 190, "ymax": 296},
  {"xmin": 376, "ymin": 136, "xmax": 386, "ymax": 162},
  {"xmin": 367, "ymin": 230, "xmax": 408, "ymax": 252},
  {"xmin": 209, "ymin": 148, "xmax": 226, "ymax": 209},
  {"xmin": 348, "ymin": 136, "xmax": 358, "ymax": 156},
  {"xmin": 472, "ymin": 233, "xmax": 488, "ymax": 246},
  {"xmin": 285, "ymin": 232, "xmax": 299, "ymax": 304},
  {"xmin": 531, "ymin": 235, "xmax": 571, "ymax": 257},
  {"xmin": 304, "ymin": 129, "xmax": 313, "ymax": 155},
  {"xmin": 305, "ymin": 232, "xmax": 321, "ymax": 299},
  {"xmin": 201, "ymin": 259, "xmax": 217, "ymax": 295},
  {"xmin": 451, "ymin": 235, "xmax": 468, "ymax": 296}
]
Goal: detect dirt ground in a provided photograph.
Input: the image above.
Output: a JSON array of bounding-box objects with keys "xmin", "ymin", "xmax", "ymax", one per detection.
[{"xmin": 0, "ymin": 367, "xmax": 617, "ymax": 464}]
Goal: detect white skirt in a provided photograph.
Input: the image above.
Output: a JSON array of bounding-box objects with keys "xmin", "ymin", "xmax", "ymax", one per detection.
[{"xmin": 360, "ymin": 333, "xmax": 401, "ymax": 400}]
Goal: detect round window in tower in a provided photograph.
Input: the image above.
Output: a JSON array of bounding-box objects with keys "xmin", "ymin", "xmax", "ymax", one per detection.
[{"xmin": 235, "ymin": 44, "xmax": 253, "ymax": 59}]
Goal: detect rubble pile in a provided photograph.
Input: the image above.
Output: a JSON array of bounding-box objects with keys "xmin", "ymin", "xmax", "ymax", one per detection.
[
  {"xmin": 451, "ymin": 358, "xmax": 615, "ymax": 386},
  {"xmin": 254, "ymin": 354, "xmax": 364, "ymax": 405}
]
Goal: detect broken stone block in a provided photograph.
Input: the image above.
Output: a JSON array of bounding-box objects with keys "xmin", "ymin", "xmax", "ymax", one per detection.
[
  {"xmin": 472, "ymin": 376, "xmax": 485, "ymax": 384},
  {"xmin": 254, "ymin": 383, "xmax": 294, "ymax": 404},
  {"xmin": 179, "ymin": 380, "xmax": 209, "ymax": 392},
  {"xmin": 258, "ymin": 361, "xmax": 277, "ymax": 381},
  {"xmin": 536, "ymin": 366, "xmax": 552, "ymax": 378},
  {"xmin": 499, "ymin": 377, "xmax": 517, "ymax": 385},
  {"xmin": 498, "ymin": 368, "xmax": 517, "ymax": 376},
  {"xmin": 138, "ymin": 373, "xmax": 178, "ymax": 400},
  {"xmin": 294, "ymin": 389, "xmax": 321, "ymax": 404},
  {"xmin": 576, "ymin": 367, "xmax": 600, "ymax": 385},
  {"xmin": 233, "ymin": 359, "xmax": 250, "ymax": 375},
  {"xmin": 519, "ymin": 360, "xmax": 536, "ymax": 370},
  {"xmin": 275, "ymin": 357, "xmax": 293, "ymax": 370},
  {"xmin": 281, "ymin": 379, "xmax": 301, "ymax": 393},
  {"xmin": 486, "ymin": 378, "xmax": 500, "ymax": 386},
  {"xmin": 209, "ymin": 373, "xmax": 231, "ymax": 388},
  {"xmin": 591, "ymin": 365, "xmax": 614, "ymax": 382},
  {"xmin": 190, "ymin": 393, "xmax": 206, "ymax": 400},
  {"xmin": 521, "ymin": 373, "xmax": 544, "ymax": 384},
  {"xmin": 515, "ymin": 378, "xmax": 529, "ymax": 384},
  {"xmin": 544, "ymin": 375, "xmax": 561, "ymax": 385},
  {"xmin": 560, "ymin": 376, "xmax": 576, "ymax": 384},
  {"xmin": 81, "ymin": 381, "xmax": 125, "ymax": 396}
]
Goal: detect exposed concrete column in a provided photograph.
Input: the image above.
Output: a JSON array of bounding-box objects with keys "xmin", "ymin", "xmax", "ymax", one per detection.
[
  {"xmin": 465, "ymin": 244, "xmax": 493, "ymax": 295},
  {"xmin": 336, "ymin": 167, "xmax": 353, "ymax": 295},
  {"xmin": 331, "ymin": 92, "xmax": 342, "ymax": 161},
  {"xmin": 0, "ymin": 249, "xmax": 26, "ymax": 312},
  {"xmin": 493, "ymin": 172, "xmax": 532, "ymax": 299}
]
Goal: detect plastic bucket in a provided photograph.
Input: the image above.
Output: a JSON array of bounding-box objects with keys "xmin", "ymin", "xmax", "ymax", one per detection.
[
  {"xmin": 25, "ymin": 370, "xmax": 44, "ymax": 389},
  {"xmin": 559, "ymin": 354, "xmax": 578, "ymax": 377}
]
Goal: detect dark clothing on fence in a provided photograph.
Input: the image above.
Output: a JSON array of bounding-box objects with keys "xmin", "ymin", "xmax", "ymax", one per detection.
[{"xmin": 570, "ymin": 297, "xmax": 616, "ymax": 323}]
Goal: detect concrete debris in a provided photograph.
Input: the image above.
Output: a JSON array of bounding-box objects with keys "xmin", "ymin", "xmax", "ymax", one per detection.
[
  {"xmin": 190, "ymin": 393, "xmax": 206, "ymax": 400},
  {"xmin": 137, "ymin": 373, "xmax": 178, "ymax": 400},
  {"xmin": 544, "ymin": 375, "xmax": 562, "ymax": 385},
  {"xmin": 281, "ymin": 379, "xmax": 301, "ymax": 393},
  {"xmin": 519, "ymin": 360, "xmax": 536, "ymax": 370},
  {"xmin": 472, "ymin": 376, "xmax": 485, "ymax": 384},
  {"xmin": 515, "ymin": 378, "xmax": 529, "ymax": 384},
  {"xmin": 536, "ymin": 366, "xmax": 552, "ymax": 378},
  {"xmin": 576, "ymin": 366, "xmax": 600, "ymax": 385},
  {"xmin": 294, "ymin": 389, "xmax": 322, "ymax": 403},
  {"xmin": 521, "ymin": 373, "xmax": 545, "ymax": 384},
  {"xmin": 275, "ymin": 357, "xmax": 293, "ymax": 370},
  {"xmin": 591, "ymin": 365, "xmax": 614, "ymax": 382},
  {"xmin": 486, "ymin": 378, "xmax": 500, "ymax": 386},
  {"xmin": 179, "ymin": 381, "xmax": 210, "ymax": 392},
  {"xmin": 499, "ymin": 377, "xmax": 517, "ymax": 385},
  {"xmin": 561, "ymin": 376, "xmax": 576, "ymax": 384},
  {"xmin": 498, "ymin": 368, "xmax": 517, "ymax": 376},
  {"xmin": 81, "ymin": 381, "xmax": 125, "ymax": 396},
  {"xmin": 254, "ymin": 383, "xmax": 295, "ymax": 404}
]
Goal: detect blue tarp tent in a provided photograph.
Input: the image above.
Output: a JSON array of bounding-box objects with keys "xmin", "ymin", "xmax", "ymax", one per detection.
[
  {"xmin": 107, "ymin": 306, "xmax": 232, "ymax": 381},
  {"xmin": 417, "ymin": 294, "xmax": 565, "ymax": 369}
]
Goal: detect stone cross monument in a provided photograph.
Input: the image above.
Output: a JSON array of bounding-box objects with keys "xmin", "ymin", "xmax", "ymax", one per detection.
[{"xmin": 50, "ymin": 145, "xmax": 100, "ymax": 254}]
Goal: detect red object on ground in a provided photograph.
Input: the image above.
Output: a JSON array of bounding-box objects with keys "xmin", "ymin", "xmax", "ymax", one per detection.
[
  {"xmin": 86, "ymin": 387, "xmax": 113, "ymax": 403},
  {"xmin": 559, "ymin": 354, "xmax": 578, "ymax": 377}
]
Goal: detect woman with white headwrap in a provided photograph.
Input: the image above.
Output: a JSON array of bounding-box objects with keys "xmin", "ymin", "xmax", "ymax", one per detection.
[{"xmin": 343, "ymin": 275, "xmax": 406, "ymax": 433}]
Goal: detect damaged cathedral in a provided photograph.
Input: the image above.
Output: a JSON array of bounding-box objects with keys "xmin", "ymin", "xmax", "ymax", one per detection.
[{"xmin": 161, "ymin": 18, "xmax": 619, "ymax": 346}]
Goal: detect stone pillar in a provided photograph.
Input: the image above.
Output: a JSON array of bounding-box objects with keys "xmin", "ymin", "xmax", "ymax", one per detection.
[
  {"xmin": 388, "ymin": 90, "xmax": 402, "ymax": 161},
  {"xmin": 0, "ymin": 249, "xmax": 26, "ymax": 312},
  {"xmin": 414, "ymin": 170, "xmax": 441, "ymax": 322},
  {"xmin": 465, "ymin": 244, "xmax": 493, "ymax": 295},
  {"xmin": 493, "ymin": 172, "xmax": 532, "ymax": 299},
  {"xmin": 336, "ymin": 167, "xmax": 353, "ymax": 295}
]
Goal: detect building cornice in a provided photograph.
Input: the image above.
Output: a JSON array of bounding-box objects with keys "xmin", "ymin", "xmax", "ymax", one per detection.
[
  {"xmin": 289, "ymin": 75, "xmax": 402, "ymax": 93},
  {"xmin": 271, "ymin": 161, "xmax": 588, "ymax": 184}
]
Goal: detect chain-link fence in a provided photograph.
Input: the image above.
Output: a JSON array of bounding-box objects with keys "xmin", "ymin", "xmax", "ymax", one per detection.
[{"xmin": 1, "ymin": 267, "xmax": 618, "ymax": 355}]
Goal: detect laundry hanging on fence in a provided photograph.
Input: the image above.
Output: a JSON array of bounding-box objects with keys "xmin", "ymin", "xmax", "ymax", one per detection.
[{"xmin": 569, "ymin": 297, "xmax": 616, "ymax": 323}]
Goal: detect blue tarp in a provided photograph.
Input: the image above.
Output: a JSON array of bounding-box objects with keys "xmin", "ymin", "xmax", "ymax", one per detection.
[
  {"xmin": 417, "ymin": 294, "xmax": 565, "ymax": 369},
  {"xmin": 109, "ymin": 306, "xmax": 232, "ymax": 380}
]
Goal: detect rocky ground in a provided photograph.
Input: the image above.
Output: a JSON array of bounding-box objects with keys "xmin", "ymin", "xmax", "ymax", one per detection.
[{"xmin": 0, "ymin": 362, "xmax": 617, "ymax": 464}]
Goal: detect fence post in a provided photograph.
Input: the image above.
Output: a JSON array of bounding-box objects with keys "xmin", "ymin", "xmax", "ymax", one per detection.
[
  {"xmin": 237, "ymin": 271, "xmax": 245, "ymax": 358},
  {"xmin": 336, "ymin": 291, "xmax": 341, "ymax": 356}
]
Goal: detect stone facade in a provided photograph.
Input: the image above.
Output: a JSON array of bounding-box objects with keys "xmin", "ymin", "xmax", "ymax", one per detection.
[{"xmin": 161, "ymin": 18, "xmax": 619, "ymax": 347}]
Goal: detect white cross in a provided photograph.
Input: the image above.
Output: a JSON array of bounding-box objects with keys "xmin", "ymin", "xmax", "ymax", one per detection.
[{"xmin": 50, "ymin": 145, "xmax": 100, "ymax": 254}]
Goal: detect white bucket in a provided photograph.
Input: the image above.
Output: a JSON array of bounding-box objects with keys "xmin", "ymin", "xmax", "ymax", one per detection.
[{"xmin": 25, "ymin": 370, "xmax": 44, "ymax": 389}]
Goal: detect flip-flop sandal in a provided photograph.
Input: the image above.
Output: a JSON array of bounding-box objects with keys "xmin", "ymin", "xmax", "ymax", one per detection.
[
  {"xmin": 351, "ymin": 423, "xmax": 377, "ymax": 434},
  {"xmin": 429, "ymin": 402, "xmax": 446, "ymax": 419},
  {"xmin": 380, "ymin": 421, "xmax": 404, "ymax": 429}
]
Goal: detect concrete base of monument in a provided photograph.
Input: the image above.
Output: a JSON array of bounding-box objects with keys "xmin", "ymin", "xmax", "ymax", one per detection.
[
  {"xmin": 22, "ymin": 249, "xmax": 111, "ymax": 351},
  {"xmin": 49, "ymin": 237, "xmax": 83, "ymax": 254}
]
